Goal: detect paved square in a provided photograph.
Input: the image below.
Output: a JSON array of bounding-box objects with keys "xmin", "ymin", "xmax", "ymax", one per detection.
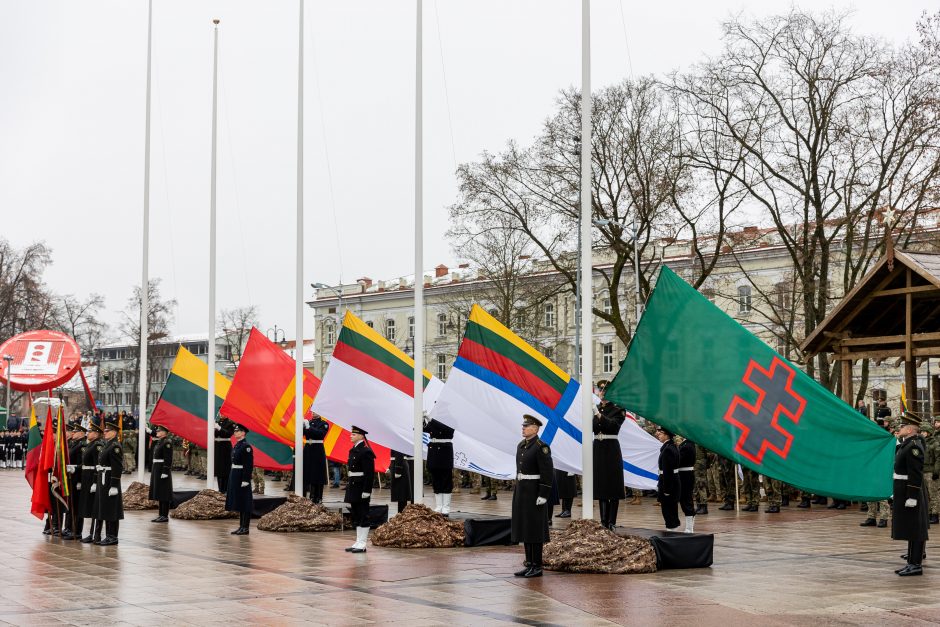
[{"xmin": 1, "ymin": 472, "xmax": 937, "ymax": 626}]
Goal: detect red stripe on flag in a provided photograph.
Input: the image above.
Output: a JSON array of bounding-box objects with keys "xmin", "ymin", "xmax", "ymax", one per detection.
[
  {"xmin": 334, "ymin": 341, "xmax": 414, "ymax": 398},
  {"xmin": 458, "ymin": 338, "xmax": 562, "ymax": 408},
  {"xmin": 151, "ymin": 400, "xmax": 209, "ymax": 449}
]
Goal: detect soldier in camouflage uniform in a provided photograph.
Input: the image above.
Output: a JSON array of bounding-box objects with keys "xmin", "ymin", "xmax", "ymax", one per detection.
[
  {"xmin": 122, "ymin": 427, "xmax": 138, "ymax": 474},
  {"xmin": 252, "ymin": 466, "xmax": 265, "ymax": 495},
  {"xmin": 693, "ymin": 444, "xmax": 709, "ymax": 514},
  {"xmin": 763, "ymin": 475, "xmax": 782, "ymax": 513},
  {"xmin": 741, "ymin": 467, "xmax": 760, "ymax": 512},
  {"xmin": 718, "ymin": 455, "xmax": 736, "ymax": 510},
  {"xmin": 706, "ymin": 451, "xmax": 725, "ymax": 507},
  {"xmin": 923, "ymin": 421, "xmax": 939, "ymax": 525}
]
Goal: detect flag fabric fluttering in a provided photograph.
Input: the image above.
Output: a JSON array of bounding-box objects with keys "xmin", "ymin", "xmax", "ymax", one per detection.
[
  {"xmin": 220, "ymin": 329, "xmax": 390, "ymax": 471},
  {"xmin": 604, "ymin": 265, "xmax": 897, "ymax": 501},
  {"xmin": 311, "ymin": 311, "xmax": 515, "ymax": 479},
  {"xmin": 24, "ymin": 400, "xmax": 42, "ymax": 489},
  {"xmin": 29, "ymin": 405, "xmax": 55, "ymax": 519},
  {"xmin": 430, "ymin": 305, "xmax": 660, "ymax": 488},
  {"xmin": 49, "ymin": 406, "xmax": 69, "ymax": 509},
  {"xmin": 150, "ymin": 346, "xmax": 294, "ymax": 471}
]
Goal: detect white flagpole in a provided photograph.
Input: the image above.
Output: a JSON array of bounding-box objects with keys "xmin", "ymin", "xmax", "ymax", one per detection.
[
  {"xmin": 579, "ymin": 0, "xmax": 594, "ymax": 520},
  {"xmin": 294, "ymin": 0, "xmax": 305, "ymax": 497},
  {"xmin": 206, "ymin": 19, "xmax": 220, "ymax": 490},
  {"xmin": 137, "ymin": 0, "xmax": 153, "ymax": 484},
  {"xmin": 412, "ymin": 0, "xmax": 425, "ymax": 504}
]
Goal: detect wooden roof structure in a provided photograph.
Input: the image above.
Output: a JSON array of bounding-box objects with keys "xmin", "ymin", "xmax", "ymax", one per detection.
[{"xmin": 801, "ymin": 250, "xmax": 940, "ymax": 406}]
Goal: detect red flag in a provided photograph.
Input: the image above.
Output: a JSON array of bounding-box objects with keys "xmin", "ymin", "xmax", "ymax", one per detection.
[
  {"xmin": 29, "ymin": 406, "xmax": 55, "ymax": 519},
  {"xmin": 221, "ymin": 328, "xmax": 390, "ymax": 471},
  {"xmin": 24, "ymin": 401, "xmax": 42, "ymax": 489}
]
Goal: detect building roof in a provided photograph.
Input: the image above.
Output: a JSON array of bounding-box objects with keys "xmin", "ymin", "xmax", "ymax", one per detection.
[{"xmin": 801, "ymin": 250, "xmax": 940, "ymax": 358}]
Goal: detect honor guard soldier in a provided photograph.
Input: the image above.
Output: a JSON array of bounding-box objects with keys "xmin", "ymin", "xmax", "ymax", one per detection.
[
  {"xmin": 594, "ymin": 390, "xmax": 626, "ymax": 530},
  {"xmin": 893, "ymin": 412, "xmax": 929, "ymax": 576},
  {"xmin": 213, "ymin": 416, "xmax": 235, "ymax": 493},
  {"xmin": 423, "ymin": 416, "xmax": 454, "ymax": 515},
  {"xmin": 225, "ymin": 423, "xmax": 254, "ymax": 535},
  {"xmin": 302, "ymin": 413, "xmax": 330, "ymax": 503},
  {"xmin": 345, "ymin": 426, "xmax": 376, "ymax": 553},
  {"xmin": 677, "ymin": 437, "xmax": 697, "ymax": 533},
  {"xmin": 389, "ymin": 449, "xmax": 414, "ymax": 513},
  {"xmin": 95, "ymin": 420, "xmax": 124, "ymax": 545},
  {"xmin": 149, "ymin": 424, "xmax": 174, "ymax": 522},
  {"xmin": 512, "ymin": 414, "xmax": 554, "ymax": 578},
  {"xmin": 656, "ymin": 426, "xmax": 681, "ymax": 532},
  {"xmin": 80, "ymin": 422, "xmax": 104, "ymax": 543},
  {"xmin": 61, "ymin": 421, "xmax": 86, "ymax": 540},
  {"xmin": 552, "ymin": 468, "xmax": 577, "ymax": 519}
]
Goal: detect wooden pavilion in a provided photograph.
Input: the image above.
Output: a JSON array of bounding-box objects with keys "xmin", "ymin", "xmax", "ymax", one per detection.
[{"xmin": 801, "ymin": 249, "xmax": 940, "ymax": 413}]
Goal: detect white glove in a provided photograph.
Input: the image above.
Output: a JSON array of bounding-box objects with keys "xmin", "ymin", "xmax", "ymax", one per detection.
[
  {"xmin": 536, "ymin": 496, "xmax": 547, "ymax": 506},
  {"xmin": 304, "ymin": 419, "xmax": 310, "ymax": 428},
  {"xmin": 241, "ymin": 481, "xmax": 249, "ymax": 487},
  {"xmin": 214, "ymin": 422, "xmax": 221, "ymax": 431},
  {"xmin": 66, "ymin": 465, "xmax": 76, "ymax": 473},
  {"xmin": 423, "ymin": 413, "xmax": 430, "ymax": 426},
  {"xmin": 76, "ymin": 483, "xmax": 82, "ymax": 490},
  {"xmin": 160, "ymin": 474, "xmax": 168, "ymax": 479},
  {"xmin": 90, "ymin": 484, "xmax": 96, "ymax": 493},
  {"xmin": 394, "ymin": 474, "xmax": 402, "ymax": 478},
  {"xmin": 108, "ymin": 487, "xmax": 118, "ymax": 497},
  {"xmin": 905, "ymin": 498, "xmax": 917, "ymax": 508},
  {"xmin": 362, "ymin": 492, "xmax": 371, "ymax": 499}
]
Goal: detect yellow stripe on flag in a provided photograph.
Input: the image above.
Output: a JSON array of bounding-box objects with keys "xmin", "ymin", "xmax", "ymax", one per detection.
[
  {"xmin": 172, "ymin": 346, "xmax": 232, "ymax": 397},
  {"xmin": 323, "ymin": 423, "xmax": 343, "ymax": 455},
  {"xmin": 343, "ymin": 311, "xmax": 435, "ymax": 380},
  {"xmin": 468, "ymin": 304, "xmax": 570, "ymax": 382}
]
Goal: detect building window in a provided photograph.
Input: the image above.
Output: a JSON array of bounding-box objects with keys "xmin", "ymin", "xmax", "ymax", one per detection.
[
  {"xmin": 325, "ymin": 321, "xmax": 335, "ymax": 345},
  {"xmin": 438, "ymin": 313, "xmax": 448, "ymax": 337},
  {"xmin": 871, "ymin": 388, "xmax": 887, "ymax": 402},
  {"xmin": 437, "ymin": 354, "xmax": 447, "ymax": 380},
  {"xmin": 603, "ymin": 297, "xmax": 612, "ymax": 316},
  {"xmin": 544, "ymin": 303, "xmax": 555, "ymax": 328},
  {"xmin": 124, "ymin": 393, "xmax": 134, "ymax": 405},
  {"xmin": 385, "ymin": 319, "xmax": 396, "ymax": 341},
  {"xmin": 114, "ymin": 370, "xmax": 123, "ymax": 385},
  {"xmin": 544, "ymin": 346, "xmax": 554, "ymax": 362},
  {"xmin": 408, "ymin": 316, "xmax": 415, "ymax": 338},
  {"xmin": 149, "ymin": 391, "xmax": 159, "ymax": 404},
  {"xmin": 775, "ymin": 283, "xmax": 791, "ymax": 310},
  {"xmin": 602, "ymin": 343, "xmax": 614, "ymax": 373},
  {"xmin": 366, "ymin": 321, "xmax": 374, "ymax": 329},
  {"xmin": 737, "ymin": 286, "xmax": 752, "ymax": 314},
  {"xmin": 105, "ymin": 393, "xmax": 113, "ymax": 405}
]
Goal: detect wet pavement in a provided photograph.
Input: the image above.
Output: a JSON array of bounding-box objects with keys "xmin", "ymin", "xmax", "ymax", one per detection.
[{"xmin": 1, "ymin": 471, "xmax": 937, "ymax": 626}]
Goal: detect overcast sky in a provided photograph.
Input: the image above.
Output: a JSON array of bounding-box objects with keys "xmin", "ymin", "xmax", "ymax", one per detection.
[{"xmin": 0, "ymin": 0, "xmax": 933, "ymax": 341}]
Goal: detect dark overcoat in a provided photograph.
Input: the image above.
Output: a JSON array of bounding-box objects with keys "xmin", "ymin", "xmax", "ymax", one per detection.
[
  {"xmin": 423, "ymin": 419, "xmax": 454, "ymax": 471},
  {"xmin": 593, "ymin": 402, "xmax": 625, "ymax": 500},
  {"xmin": 224, "ymin": 438, "xmax": 254, "ymax": 513},
  {"xmin": 892, "ymin": 435, "xmax": 929, "ymax": 542},
  {"xmin": 389, "ymin": 450, "xmax": 414, "ymax": 503},
  {"xmin": 302, "ymin": 418, "xmax": 330, "ymax": 487},
  {"xmin": 213, "ymin": 419, "xmax": 235, "ymax": 481},
  {"xmin": 148, "ymin": 437, "xmax": 174, "ymax": 502},
  {"xmin": 677, "ymin": 439, "xmax": 696, "ymax": 513},
  {"xmin": 95, "ymin": 438, "xmax": 124, "ymax": 521},
  {"xmin": 66, "ymin": 437, "xmax": 84, "ymax": 513},
  {"xmin": 344, "ymin": 441, "xmax": 376, "ymax": 504},
  {"xmin": 79, "ymin": 439, "xmax": 103, "ymax": 518},
  {"xmin": 657, "ymin": 440, "xmax": 680, "ymax": 501},
  {"xmin": 511, "ymin": 437, "xmax": 554, "ymax": 544}
]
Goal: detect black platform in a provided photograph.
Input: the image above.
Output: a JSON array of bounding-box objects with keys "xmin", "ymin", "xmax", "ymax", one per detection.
[
  {"xmin": 169, "ymin": 490, "xmax": 287, "ymax": 519},
  {"xmin": 448, "ymin": 511, "xmax": 515, "ymax": 547},
  {"xmin": 616, "ymin": 527, "xmax": 713, "ymax": 569}
]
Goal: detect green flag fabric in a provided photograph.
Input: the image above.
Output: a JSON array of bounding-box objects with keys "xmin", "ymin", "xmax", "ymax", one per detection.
[{"xmin": 605, "ymin": 265, "xmax": 895, "ymax": 501}]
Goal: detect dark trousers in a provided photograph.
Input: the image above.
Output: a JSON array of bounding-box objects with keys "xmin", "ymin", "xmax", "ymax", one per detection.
[
  {"xmin": 908, "ymin": 540, "xmax": 926, "ymax": 566},
  {"xmin": 524, "ymin": 542, "xmax": 543, "ymax": 567},
  {"xmin": 430, "ymin": 468, "xmax": 453, "ymax": 493},
  {"xmin": 350, "ymin": 500, "xmax": 370, "ymax": 528},
  {"xmin": 598, "ymin": 499, "xmax": 619, "ymax": 527},
  {"xmin": 307, "ymin": 483, "xmax": 324, "ymax": 504},
  {"xmin": 217, "ymin": 474, "xmax": 229, "ymax": 494},
  {"xmin": 561, "ymin": 498, "xmax": 573, "ymax": 512},
  {"xmin": 89, "ymin": 519, "xmax": 102, "ymax": 540},
  {"xmin": 105, "ymin": 520, "xmax": 119, "ymax": 538},
  {"xmin": 239, "ymin": 511, "xmax": 250, "ymax": 529},
  {"xmin": 660, "ymin": 496, "xmax": 680, "ymax": 529},
  {"xmin": 73, "ymin": 515, "xmax": 84, "ymax": 538},
  {"xmin": 158, "ymin": 501, "xmax": 170, "ymax": 517}
]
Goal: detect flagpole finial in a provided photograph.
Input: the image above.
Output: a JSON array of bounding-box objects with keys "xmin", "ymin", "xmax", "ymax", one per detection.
[{"xmin": 212, "ymin": 19, "xmax": 220, "ymax": 25}]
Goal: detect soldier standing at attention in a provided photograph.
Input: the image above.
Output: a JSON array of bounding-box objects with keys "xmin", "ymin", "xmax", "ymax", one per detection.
[
  {"xmin": 213, "ymin": 417, "xmax": 235, "ymax": 493},
  {"xmin": 61, "ymin": 421, "xmax": 86, "ymax": 540},
  {"xmin": 149, "ymin": 425, "xmax": 173, "ymax": 523},
  {"xmin": 693, "ymin": 444, "xmax": 710, "ymax": 515},
  {"xmin": 593, "ymin": 392, "xmax": 626, "ymax": 530},
  {"xmin": 225, "ymin": 423, "xmax": 254, "ymax": 535},
  {"xmin": 80, "ymin": 423, "xmax": 104, "ymax": 543},
  {"xmin": 345, "ymin": 426, "xmax": 376, "ymax": 554},
  {"xmin": 95, "ymin": 420, "xmax": 124, "ymax": 546},
  {"xmin": 893, "ymin": 412, "xmax": 929, "ymax": 576},
  {"xmin": 302, "ymin": 413, "xmax": 330, "ymax": 503},
  {"xmin": 677, "ymin": 436, "xmax": 697, "ymax": 532},
  {"xmin": 511, "ymin": 415, "xmax": 553, "ymax": 578},
  {"xmin": 423, "ymin": 416, "xmax": 455, "ymax": 515},
  {"xmin": 389, "ymin": 449, "xmax": 414, "ymax": 514},
  {"xmin": 656, "ymin": 426, "xmax": 681, "ymax": 532}
]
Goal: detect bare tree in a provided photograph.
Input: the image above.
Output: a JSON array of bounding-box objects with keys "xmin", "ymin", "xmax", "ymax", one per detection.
[
  {"xmin": 119, "ymin": 279, "xmax": 177, "ymax": 405},
  {"xmin": 54, "ymin": 293, "xmax": 106, "ymax": 358},
  {"xmin": 218, "ymin": 306, "xmax": 259, "ymax": 365},
  {"xmin": 0, "ymin": 239, "xmax": 56, "ymax": 343}
]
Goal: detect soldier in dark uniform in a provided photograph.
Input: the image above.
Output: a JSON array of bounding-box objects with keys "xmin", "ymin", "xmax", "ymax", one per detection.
[
  {"xmin": 61, "ymin": 421, "xmax": 87, "ymax": 540},
  {"xmin": 553, "ymin": 469, "xmax": 577, "ymax": 518},
  {"xmin": 893, "ymin": 412, "xmax": 929, "ymax": 576},
  {"xmin": 423, "ymin": 416, "xmax": 454, "ymax": 514},
  {"xmin": 677, "ymin": 437, "xmax": 697, "ymax": 533},
  {"xmin": 389, "ymin": 449, "xmax": 414, "ymax": 513},
  {"xmin": 656, "ymin": 426, "xmax": 681, "ymax": 531},
  {"xmin": 302, "ymin": 413, "xmax": 330, "ymax": 503},
  {"xmin": 79, "ymin": 423, "xmax": 104, "ymax": 543},
  {"xmin": 213, "ymin": 417, "xmax": 235, "ymax": 493},
  {"xmin": 345, "ymin": 426, "xmax": 376, "ymax": 553},
  {"xmin": 594, "ymin": 397, "xmax": 626, "ymax": 530},
  {"xmin": 511, "ymin": 414, "xmax": 553, "ymax": 578},
  {"xmin": 149, "ymin": 424, "xmax": 173, "ymax": 522},
  {"xmin": 95, "ymin": 420, "xmax": 124, "ymax": 545},
  {"xmin": 225, "ymin": 423, "xmax": 254, "ymax": 535}
]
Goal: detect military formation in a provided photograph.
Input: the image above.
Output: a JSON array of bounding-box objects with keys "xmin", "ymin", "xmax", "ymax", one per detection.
[{"xmin": 0, "ymin": 429, "xmax": 27, "ymax": 468}]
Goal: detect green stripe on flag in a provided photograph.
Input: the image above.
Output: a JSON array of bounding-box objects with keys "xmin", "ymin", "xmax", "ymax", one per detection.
[
  {"xmin": 161, "ymin": 372, "xmax": 223, "ymax": 422},
  {"xmin": 338, "ymin": 326, "xmax": 429, "ymax": 385},
  {"xmin": 464, "ymin": 321, "xmax": 567, "ymax": 394}
]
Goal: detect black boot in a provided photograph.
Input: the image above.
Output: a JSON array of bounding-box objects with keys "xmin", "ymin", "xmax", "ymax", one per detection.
[
  {"xmin": 694, "ymin": 504, "xmax": 708, "ymax": 515},
  {"xmin": 515, "ymin": 544, "xmax": 533, "ymax": 576},
  {"xmin": 607, "ymin": 500, "xmax": 619, "ymax": 529},
  {"xmin": 718, "ymin": 501, "xmax": 734, "ymax": 511},
  {"xmin": 598, "ymin": 500, "xmax": 609, "ymax": 528},
  {"xmin": 797, "ymin": 498, "xmax": 810, "ymax": 508},
  {"xmin": 781, "ymin": 495, "xmax": 789, "ymax": 507},
  {"xmin": 930, "ymin": 514, "xmax": 939, "ymax": 525},
  {"xmin": 524, "ymin": 543, "xmax": 544, "ymax": 577},
  {"xmin": 859, "ymin": 518, "xmax": 877, "ymax": 527}
]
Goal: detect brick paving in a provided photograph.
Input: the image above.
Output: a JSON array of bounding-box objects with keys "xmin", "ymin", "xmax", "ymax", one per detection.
[{"xmin": 1, "ymin": 472, "xmax": 937, "ymax": 626}]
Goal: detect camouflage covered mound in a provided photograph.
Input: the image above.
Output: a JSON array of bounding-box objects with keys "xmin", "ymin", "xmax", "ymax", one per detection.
[
  {"xmin": 169, "ymin": 489, "xmax": 237, "ymax": 520},
  {"xmin": 256, "ymin": 494, "xmax": 343, "ymax": 532},
  {"xmin": 543, "ymin": 519, "xmax": 657, "ymax": 574},
  {"xmin": 371, "ymin": 504, "xmax": 465, "ymax": 548},
  {"xmin": 122, "ymin": 481, "xmax": 158, "ymax": 510}
]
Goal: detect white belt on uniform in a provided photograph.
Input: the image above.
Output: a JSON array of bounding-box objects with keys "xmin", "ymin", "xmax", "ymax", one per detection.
[
  {"xmin": 214, "ymin": 437, "xmax": 230, "ymax": 442},
  {"xmin": 403, "ymin": 456, "xmax": 414, "ymax": 461},
  {"xmin": 305, "ymin": 440, "xmax": 324, "ymax": 444},
  {"xmin": 657, "ymin": 469, "xmax": 679, "ymax": 474},
  {"xmin": 894, "ymin": 473, "xmax": 909, "ymax": 480},
  {"xmin": 348, "ymin": 471, "xmax": 364, "ymax": 477},
  {"xmin": 677, "ymin": 466, "xmax": 694, "ymax": 472},
  {"xmin": 594, "ymin": 434, "xmax": 619, "ymax": 440},
  {"xmin": 152, "ymin": 459, "xmax": 164, "ymax": 463},
  {"xmin": 430, "ymin": 438, "xmax": 452, "ymax": 443},
  {"xmin": 232, "ymin": 464, "xmax": 243, "ymax": 469},
  {"xmin": 517, "ymin": 473, "xmax": 540, "ymax": 480},
  {"xmin": 82, "ymin": 465, "xmax": 96, "ymax": 470}
]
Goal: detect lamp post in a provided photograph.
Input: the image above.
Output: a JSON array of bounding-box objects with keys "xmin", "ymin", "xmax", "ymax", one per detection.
[
  {"xmin": 267, "ymin": 325, "xmax": 288, "ymax": 347},
  {"xmin": 3, "ymin": 355, "xmax": 13, "ymax": 429},
  {"xmin": 311, "ymin": 282, "xmax": 343, "ymax": 313}
]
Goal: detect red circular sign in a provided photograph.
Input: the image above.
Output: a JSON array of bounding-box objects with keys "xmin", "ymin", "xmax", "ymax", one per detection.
[{"xmin": 0, "ymin": 330, "xmax": 82, "ymax": 392}]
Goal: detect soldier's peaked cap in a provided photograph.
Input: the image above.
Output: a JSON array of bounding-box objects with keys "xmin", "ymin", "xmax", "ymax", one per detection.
[
  {"xmin": 522, "ymin": 414, "xmax": 543, "ymax": 428},
  {"xmin": 351, "ymin": 425, "xmax": 368, "ymax": 435},
  {"xmin": 900, "ymin": 411, "xmax": 922, "ymax": 428},
  {"xmin": 232, "ymin": 423, "xmax": 249, "ymax": 433},
  {"xmin": 103, "ymin": 420, "xmax": 119, "ymax": 431}
]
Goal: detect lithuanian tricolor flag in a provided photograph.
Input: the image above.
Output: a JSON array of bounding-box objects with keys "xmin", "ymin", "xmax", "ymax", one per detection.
[
  {"xmin": 24, "ymin": 401, "xmax": 42, "ymax": 489},
  {"xmin": 430, "ymin": 304, "xmax": 660, "ymax": 487},
  {"xmin": 150, "ymin": 347, "xmax": 293, "ymax": 470}
]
